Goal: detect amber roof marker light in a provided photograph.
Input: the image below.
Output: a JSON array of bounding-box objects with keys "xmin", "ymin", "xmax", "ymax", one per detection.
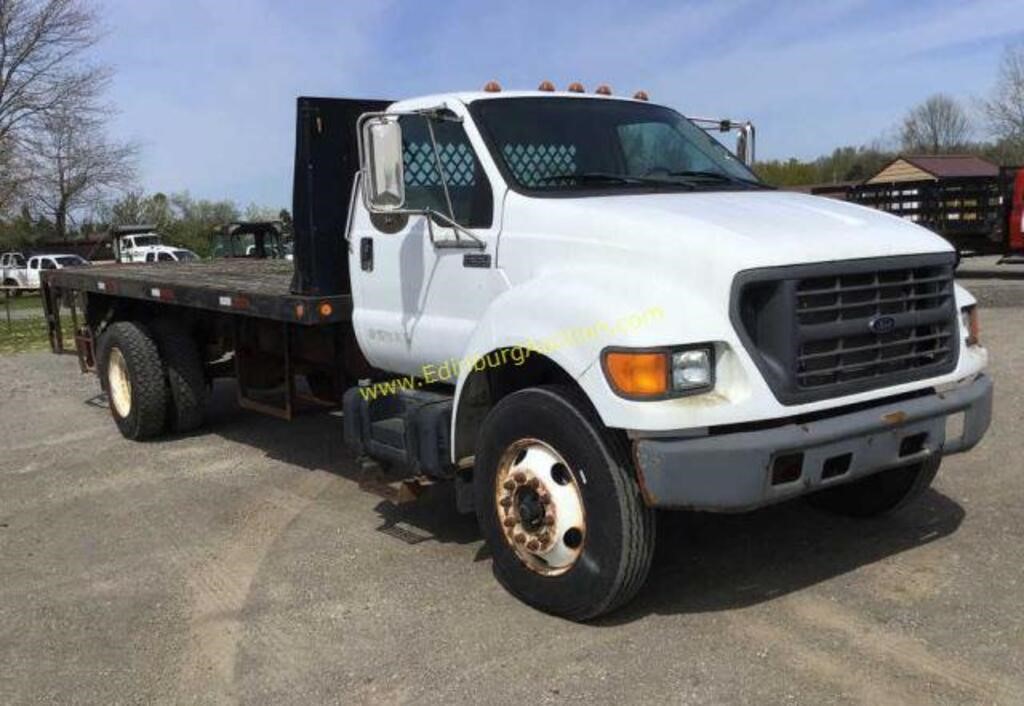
[
  {"xmin": 483, "ymin": 80, "xmax": 502, "ymax": 92},
  {"xmin": 537, "ymin": 80, "xmax": 556, "ymax": 92},
  {"xmin": 595, "ymin": 84, "xmax": 613, "ymax": 95},
  {"xmin": 633, "ymin": 90, "xmax": 649, "ymax": 101},
  {"xmin": 567, "ymin": 82, "xmax": 585, "ymax": 93}
]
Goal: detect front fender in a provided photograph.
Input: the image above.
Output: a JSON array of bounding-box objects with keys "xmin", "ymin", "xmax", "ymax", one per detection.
[{"xmin": 449, "ymin": 268, "xmax": 735, "ymax": 454}]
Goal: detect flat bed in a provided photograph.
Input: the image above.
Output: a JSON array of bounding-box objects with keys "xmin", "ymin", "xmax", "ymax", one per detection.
[{"xmin": 43, "ymin": 259, "xmax": 353, "ymax": 325}]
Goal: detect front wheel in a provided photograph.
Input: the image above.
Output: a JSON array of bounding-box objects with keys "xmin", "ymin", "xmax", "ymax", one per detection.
[
  {"xmin": 805, "ymin": 456, "xmax": 941, "ymax": 517},
  {"xmin": 474, "ymin": 385, "xmax": 655, "ymax": 621}
]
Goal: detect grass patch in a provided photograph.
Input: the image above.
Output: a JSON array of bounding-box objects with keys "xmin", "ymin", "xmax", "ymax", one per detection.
[
  {"xmin": 0, "ymin": 316, "xmax": 52, "ymax": 354},
  {"xmin": 1, "ymin": 292, "xmax": 44, "ymax": 312}
]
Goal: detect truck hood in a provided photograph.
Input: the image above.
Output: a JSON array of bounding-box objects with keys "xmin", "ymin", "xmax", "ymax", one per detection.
[{"xmin": 501, "ymin": 189, "xmax": 953, "ymax": 272}]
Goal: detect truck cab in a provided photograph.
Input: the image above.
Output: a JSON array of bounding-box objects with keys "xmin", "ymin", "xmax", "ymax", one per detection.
[
  {"xmin": 1, "ymin": 251, "xmax": 29, "ymax": 290},
  {"xmin": 345, "ymin": 88, "xmax": 990, "ymax": 616}
]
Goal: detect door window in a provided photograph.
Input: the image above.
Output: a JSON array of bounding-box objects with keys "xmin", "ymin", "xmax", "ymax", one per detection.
[
  {"xmin": 157, "ymin": 252, "xmax": 173, "ymax": 262},
  {"xmin": 398, "ymin": 114, "xmax": 493, "ymax": 228},
  {"xmin": 40, "ymin": 258, "xmax": 56, "ymax": 270}
]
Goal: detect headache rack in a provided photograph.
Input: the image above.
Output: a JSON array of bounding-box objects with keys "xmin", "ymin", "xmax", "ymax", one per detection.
[{"xmin": 732, "ymin": 253, "xmax": 959, "ymax": 405}]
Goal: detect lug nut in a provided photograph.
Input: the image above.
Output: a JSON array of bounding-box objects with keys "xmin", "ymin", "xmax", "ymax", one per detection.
[
  {"xmin": 499, "ymin": 497, "xmax": 512, "ymax": 508},
  {"xmin": 544, "ymin": 514, "xmax": 555, "ymax": 526},
  {"xmin": 527, "ymin": 540, "xmax": 540, "ymax": 551},
  {"xmin": 503, "ymin": 517, "xmax": 516, "ymax": 528},
  {"xmin": 527, "ymin": 477, "xmax": 540, "ymax": 489},
  {"xmin": 513, "ymin": 471, "xmax": 526, "ymax": 484},
  {"xmin": 503, "ymin": 479, "xmax": 516, "ymax": 490},
  {"xmin": 514, "ymin": 533, "xmax": 526, "ymax": 544},
  {"xmin": 538, "ymin": 492, "xmax": 550, "ymax": 505}
]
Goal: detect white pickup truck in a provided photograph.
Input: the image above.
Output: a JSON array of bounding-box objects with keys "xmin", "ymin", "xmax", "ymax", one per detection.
[{"xmin": 42, "ymin": 87, "xmax": 992, "ymax": 620}]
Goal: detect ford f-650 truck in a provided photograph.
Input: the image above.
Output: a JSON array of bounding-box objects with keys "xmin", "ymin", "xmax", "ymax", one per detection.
[{"xmin": 42, "ymin": 86, "xmax": 993, "ymax": 621}]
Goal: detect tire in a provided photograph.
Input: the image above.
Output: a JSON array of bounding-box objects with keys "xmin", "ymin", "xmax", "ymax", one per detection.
[
  {"xmin": 806, "ymin": 456, "xmax": 941, "ymax": 518},
  {"xmin": 473, "ymin": 385, "xmax": 655, "ymax": 621},
  {"xmin": 151, "ymin": 319, "xmax": 207, "ymax": 433},
  {"xmin": 97, "ymin": 321, "xmax": 168, "ymax": 440}
]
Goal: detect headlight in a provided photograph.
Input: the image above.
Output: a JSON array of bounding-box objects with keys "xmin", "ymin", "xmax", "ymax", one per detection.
[
  {"xmin": 602, "ymin": 344, "xmax": 715, "ymax": 399},
  {"xmin": 961, "ymin": 305, "xmax": 980, "ymax": 346},
  {"xmin": 672, "ymin": 349, "xmax": 712, "ymax": 390}
]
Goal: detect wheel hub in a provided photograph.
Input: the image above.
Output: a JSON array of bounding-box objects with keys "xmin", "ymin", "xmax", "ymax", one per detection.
[
  {"xmin": 107, "ymin": 347, "xmax": 132, "ymax": 418},
  {"xmin": 494, "ymin": 439, "xmax": 586, "ymax": 576}
]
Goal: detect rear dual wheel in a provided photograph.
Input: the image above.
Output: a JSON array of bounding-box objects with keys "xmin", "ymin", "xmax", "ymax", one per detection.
[
  {"xmin": 474, "ymin": 386, "xmax": 655, "ymax": 621},
  {"xmin": 98, "ymin": 320, "xmax": 206, "ymax": 440},
  {"xmin": 98, "ymin": 322, "xmax": 168, "ymax": 440}
]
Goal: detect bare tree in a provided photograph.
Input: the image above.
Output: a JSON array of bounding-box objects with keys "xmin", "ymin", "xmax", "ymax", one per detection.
[
  {"xmin": 0, "ymin": 0, "xmax": 106, "ymax": 144},
  {"xmin": 900, "ymin": 94, "xmax": 971, "ymax": 154},
  {"xmin": 0, "ymin": 135, "xmax": 23, "ymax": 213},
  {"xmin": 984, "ymin": 43, "xmax": 1024, "ymax": 148},
  {"xmin": 24, "ymin": 102, "xmax": 137, "ymax": 238}
]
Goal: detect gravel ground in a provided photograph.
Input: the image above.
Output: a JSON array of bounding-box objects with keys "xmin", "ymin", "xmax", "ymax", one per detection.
[{"xmin": 0, "ymin": 307, "xmax": 1022, "ymax": 705}]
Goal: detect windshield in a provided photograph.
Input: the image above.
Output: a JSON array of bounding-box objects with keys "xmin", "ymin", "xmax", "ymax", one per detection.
[
  {"xmin": 55, "ymin": 255, "xmax": 87, "ymax": 267},
  {"xmin": 471, "ymin": 97, "xmax": 762, "ymax": 193}
]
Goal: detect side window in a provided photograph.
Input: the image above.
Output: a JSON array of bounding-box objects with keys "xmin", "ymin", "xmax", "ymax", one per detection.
[
  {"xmin": 28, "ymin": 258, "xmax": 37, "ymax": 270},
  {"xmin": 40, "ymin": 258, "xmax": 56, "ymax": 270},
  {"xmin": 158, "ymin": 252, "xmax": 173, "ymax": 262},
  {"xmin": 617, "ymin": 122, "xmax": 718, "ymax": 175},
  {"xmin": 398, "ymin": 114, "xmax": 493, "ymax": 228}
]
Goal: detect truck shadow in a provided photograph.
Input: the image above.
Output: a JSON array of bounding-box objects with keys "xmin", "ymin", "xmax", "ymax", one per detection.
[
  {"xmin": 204, "ymin": 381, "xmax": 482, "ymax": 548},
  {"xmin": 204, "ymin": 382, "xmax": 966, "ymax": 620},
  {"xmin": 604, "ymin": 489, "xmax": 964, "ymax": 623}
]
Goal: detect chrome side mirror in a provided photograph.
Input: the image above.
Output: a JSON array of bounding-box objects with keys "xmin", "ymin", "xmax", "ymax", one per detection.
[{"xmin": 360, "ymin": 115, "xmax": 405, "ymax": 211}]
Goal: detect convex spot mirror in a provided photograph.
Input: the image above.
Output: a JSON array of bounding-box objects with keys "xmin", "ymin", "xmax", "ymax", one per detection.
[{"xmin": 361, "ymin": 116, "xmax": 405, "ymax": 211}]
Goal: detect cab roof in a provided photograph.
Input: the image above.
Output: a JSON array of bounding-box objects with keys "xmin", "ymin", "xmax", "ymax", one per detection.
[{"xmin": 389, "ymin": 90, "xmax": 657, "ymax": 113}]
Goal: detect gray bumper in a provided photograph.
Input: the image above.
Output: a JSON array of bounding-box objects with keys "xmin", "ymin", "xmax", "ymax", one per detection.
[{"xmin": 633, "ymin": 375, "xmax": 993, "ymax": 511}]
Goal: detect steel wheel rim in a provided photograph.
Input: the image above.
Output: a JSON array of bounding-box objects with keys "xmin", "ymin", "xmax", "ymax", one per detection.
[
  {"xmin": 494, "ymin": 438, "xmax": 586, "ymax": 576},
  {"xmin": 107, "ymin": 347, "xmax": 132, "ymax": 418}
]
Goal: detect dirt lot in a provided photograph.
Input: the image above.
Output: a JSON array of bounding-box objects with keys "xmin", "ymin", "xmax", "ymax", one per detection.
[{"xmin": 1, "ymin": 307, "xmax": 1022, "ymax": 705}]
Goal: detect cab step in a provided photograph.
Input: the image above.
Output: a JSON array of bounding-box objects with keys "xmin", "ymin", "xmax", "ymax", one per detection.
[{"xmin": 343, "ymin": 385, "xmax": 456, "ymax": 479}]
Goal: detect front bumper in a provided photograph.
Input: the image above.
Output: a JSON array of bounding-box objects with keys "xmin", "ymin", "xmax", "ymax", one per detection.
[{"xmin": 633, "ymin": 374, "xmax": 993, "ymax": 511}]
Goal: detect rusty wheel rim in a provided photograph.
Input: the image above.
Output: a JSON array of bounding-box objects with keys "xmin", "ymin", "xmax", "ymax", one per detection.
[{"xmin": 494, "ymin": 438, "xmax": 585, "ymax": 576}]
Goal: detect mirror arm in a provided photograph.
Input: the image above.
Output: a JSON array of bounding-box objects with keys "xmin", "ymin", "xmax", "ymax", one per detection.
[
  {"xmin": 425, "ymin": 118, "xmax": 460, "ymax": 244},
  {"xmin": 424, "ymin": 209, "xmax": 485, "ymax": 249},
  {"xmin": 344, "ymin": 170, "xmax": 363, "ymax": 250}
]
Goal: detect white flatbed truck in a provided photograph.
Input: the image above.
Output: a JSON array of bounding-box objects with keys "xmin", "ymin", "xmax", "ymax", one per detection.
[{"xmin": 43, "ymin": 86, "xmax": 992, "ymax": 620}]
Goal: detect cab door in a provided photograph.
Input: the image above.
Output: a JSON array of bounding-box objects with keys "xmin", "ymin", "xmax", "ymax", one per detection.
[
  {"xmin": 26, "ymin": 258, "xmax": 40, "ymax": 287},
  {"xmin": 349, "ymin": 103, "xmax": 507, "ymax": 378}
]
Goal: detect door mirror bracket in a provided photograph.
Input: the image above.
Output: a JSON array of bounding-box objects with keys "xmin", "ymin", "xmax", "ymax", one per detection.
[{"xmin": 357, "ymin": 110, "xmax": 485, "ymax": 250}]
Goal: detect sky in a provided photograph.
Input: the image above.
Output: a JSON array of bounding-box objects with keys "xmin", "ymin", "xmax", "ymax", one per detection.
[{"xmin": 96, "ymin": 0, "xmax": 1024, "ymax": 210}]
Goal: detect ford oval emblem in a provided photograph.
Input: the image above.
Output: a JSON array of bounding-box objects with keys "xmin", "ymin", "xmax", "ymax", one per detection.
[{"xmin": 869, "ymin": 315, "xmax": 896, "ymax": 334}]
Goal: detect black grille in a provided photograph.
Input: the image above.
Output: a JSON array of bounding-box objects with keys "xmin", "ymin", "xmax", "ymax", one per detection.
[{"xmin": 732, "ymin": 254, "xmax": 959, "ymax": 405}]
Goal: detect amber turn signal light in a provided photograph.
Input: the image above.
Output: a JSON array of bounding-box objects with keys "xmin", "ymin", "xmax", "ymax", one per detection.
[{"xmin": 603, "ymin": 351, "xmax": 668, "ymax": 398}]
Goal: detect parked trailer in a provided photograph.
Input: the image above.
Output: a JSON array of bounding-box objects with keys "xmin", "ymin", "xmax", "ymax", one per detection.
[
  {"xmin": 816, "ymin": 166, "xmax": 1024, "ymax": 255},
  {"xmin": 43, "ymin": 89, "xmax": 992, "ymax": 620}
]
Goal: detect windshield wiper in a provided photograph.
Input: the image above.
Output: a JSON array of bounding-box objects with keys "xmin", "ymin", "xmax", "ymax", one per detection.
[
  {"xmin": 665, "ymin": 170, "xmax": 771, "ymax": 189},
  {"xmin": 535, "ymin": 172, "xmax": 694, "ymax": 189}
]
